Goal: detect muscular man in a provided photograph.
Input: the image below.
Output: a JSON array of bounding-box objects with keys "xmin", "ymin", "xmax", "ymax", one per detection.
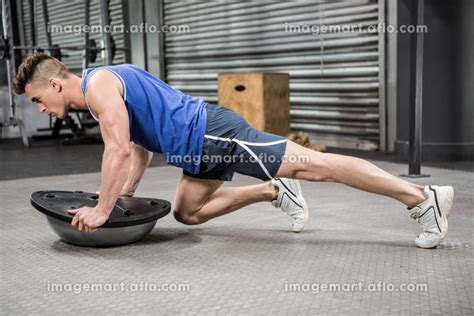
[{"xmin": 13, "ymin": 53, "xmax": 454, "ymax": 248}]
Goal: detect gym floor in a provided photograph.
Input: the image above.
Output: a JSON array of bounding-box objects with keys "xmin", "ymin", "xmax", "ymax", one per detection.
[{"xmin": 0, "ymin": 140, "xmax": 473, "ymax": 314}]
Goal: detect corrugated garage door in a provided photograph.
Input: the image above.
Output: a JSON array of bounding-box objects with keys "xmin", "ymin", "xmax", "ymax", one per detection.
[
  {"xmin": 163, "ymin": 0, "xmax": 385, "ymax": 150},
  {"xmin": 19, "ymin": 0, "xmax": 127, "ymax": 73}
]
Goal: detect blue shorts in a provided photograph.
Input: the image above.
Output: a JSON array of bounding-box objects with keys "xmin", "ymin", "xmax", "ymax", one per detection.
[{"xmin": 183, "ymin": 103, "xmax": 287, "ymax": 181}]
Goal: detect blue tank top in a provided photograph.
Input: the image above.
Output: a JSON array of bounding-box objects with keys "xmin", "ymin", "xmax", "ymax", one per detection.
[{"xmin": 80, "ymin": 64, "xmax": 207, "ymax": 174}]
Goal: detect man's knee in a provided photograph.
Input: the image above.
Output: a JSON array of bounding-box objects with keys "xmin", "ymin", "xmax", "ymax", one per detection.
[
  {"xmin": 308, "ymin": 152, "xmax": 334, "ymax": 181},
  {"xmin": 173, "ymin": 210, "xmax": 202, "ymax": 225}
]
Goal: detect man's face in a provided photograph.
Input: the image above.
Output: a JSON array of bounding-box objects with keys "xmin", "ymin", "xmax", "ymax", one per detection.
[{"xmin": 25, "ymin": 78, "xmax": 69, "ymax": 119}]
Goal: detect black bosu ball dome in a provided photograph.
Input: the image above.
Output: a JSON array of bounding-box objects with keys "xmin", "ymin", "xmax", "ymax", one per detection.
[{"xmin": 31, "ymin": 191, "xmax": 171, "ymax": 247}]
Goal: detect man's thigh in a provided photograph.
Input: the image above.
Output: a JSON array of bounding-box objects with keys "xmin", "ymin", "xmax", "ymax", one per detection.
[{"xmin": 173, "ymin": 173, "xmax": 224, "ymax": 215}]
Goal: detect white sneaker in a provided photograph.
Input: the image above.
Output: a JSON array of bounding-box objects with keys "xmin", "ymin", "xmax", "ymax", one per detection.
[
  {"xmin": 271, "ymin": 178, "xmax": 309, "ymax": 233},
  {"xmin": 407, "ymin": 185, "xmax": 454, "ymax": 249}
]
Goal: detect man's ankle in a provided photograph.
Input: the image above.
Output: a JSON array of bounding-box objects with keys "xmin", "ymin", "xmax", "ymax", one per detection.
[
  {"xmin": 407, "ymin": 186, "xmax": 428, "ymax": 208},
  {"xmin": 266, "ymin": 181, "xmax": 279, "ymax": 201}
]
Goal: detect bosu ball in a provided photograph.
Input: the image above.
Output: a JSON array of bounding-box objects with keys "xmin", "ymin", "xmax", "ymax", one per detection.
[{"xmin": 31, "ymin": 191, "xmax": 171, "ymax": 247}]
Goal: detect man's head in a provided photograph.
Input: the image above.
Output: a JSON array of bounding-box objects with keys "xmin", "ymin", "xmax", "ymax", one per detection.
[{"xmin": 14, "ymin": 53, "xmax": 73, "ymax": 118}]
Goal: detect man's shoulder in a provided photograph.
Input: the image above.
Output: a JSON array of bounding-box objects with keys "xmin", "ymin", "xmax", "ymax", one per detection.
[
  {"xmin": 85, "ymin": 70, "xmax": 124, "ymax": 101},
  {"xmin": 87, "ymin": 70, "xmax": 119, "ymax": 87}
]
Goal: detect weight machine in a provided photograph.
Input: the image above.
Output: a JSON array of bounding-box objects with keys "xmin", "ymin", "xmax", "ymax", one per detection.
[{"xmin": 0, "ymin": 0, "xmax": 127, "ymax": 146}]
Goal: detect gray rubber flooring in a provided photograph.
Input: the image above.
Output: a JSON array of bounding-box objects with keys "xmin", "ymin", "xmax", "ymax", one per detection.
[
  {"xmin": 0, "ymin": 161, "xmax": 473, "ymax": 315},
  {"xmin": 1, "ymin": 138, "xmax": 472, "ymax": 181}
]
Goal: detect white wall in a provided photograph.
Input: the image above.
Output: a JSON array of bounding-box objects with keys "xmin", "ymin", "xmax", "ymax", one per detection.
[{"xmin": 0, "ymin": 88, "xmax": 51, "ymax": 139}]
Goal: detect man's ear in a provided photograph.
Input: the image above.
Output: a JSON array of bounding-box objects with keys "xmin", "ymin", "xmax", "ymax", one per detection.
[{"xmin": 49, "ymin": 78, "xmax": 63, "ymax": 93}]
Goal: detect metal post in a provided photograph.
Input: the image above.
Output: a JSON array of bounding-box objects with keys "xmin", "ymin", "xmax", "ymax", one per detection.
[
  {"xmin": 2, "ymin": 5, "xmax": 15, "ymax": 119},
  {"xmin": 99, "ymin": 0, "xmax": 113, "ymax": 65},
  {"xmin": 157, "ymin": 0, "xmax": 166, "ymax": 80},
  {"xmin": 386, "ymin": 0, "xmax": 398, "ymax": 153},
  {"xmin": 1, "ymin": 0, "xmax": 29, "ymax": 146},
  {"xmin": 141, "ymin": 0, "xmax": 148, "ymax": 71},
  {"xmin": 120, "ymin": 0, "xmax": 131, "ymax": 63},
  {"xmin": 402, "ymin": 0, "xmax": 429, "ymax": 178},
  {"xmin": 82, "ymin": 0, "xmax": 91, "ymax": 69},
  {"xmin": 377, "ymin": 0, "xmax": 386, "ymax": 151},
  {"xmin": 40, "ymin": 0, "xmax": 51, "ymax": 47},
  {"xmin": 28, "ymin": 0, "xmax": 35, "ymax": 47}
]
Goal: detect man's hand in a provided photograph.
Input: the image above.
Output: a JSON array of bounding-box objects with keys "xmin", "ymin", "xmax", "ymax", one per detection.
[{"xmin": 68, "ymin": 206, "xmax": 109, "ymax": 233}]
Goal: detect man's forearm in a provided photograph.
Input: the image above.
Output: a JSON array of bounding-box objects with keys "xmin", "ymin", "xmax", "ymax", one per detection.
[
  {"xmin": 121, "ymin": 144, "xmax": 153, "ymax": 195},
  {"xmin": 97, "ymin": 146, "xmax": 131, "ymax": 215}
]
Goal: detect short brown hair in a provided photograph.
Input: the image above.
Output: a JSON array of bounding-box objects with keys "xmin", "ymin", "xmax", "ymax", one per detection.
[{"xmin": 13, "ymin": 53, "xmax": 70, "ymax": 94}]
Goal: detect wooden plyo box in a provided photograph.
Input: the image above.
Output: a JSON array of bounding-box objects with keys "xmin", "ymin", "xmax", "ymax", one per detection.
[{"xmin": 218, "ymin": 72, "xmax": 290, "ymax": 136}]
